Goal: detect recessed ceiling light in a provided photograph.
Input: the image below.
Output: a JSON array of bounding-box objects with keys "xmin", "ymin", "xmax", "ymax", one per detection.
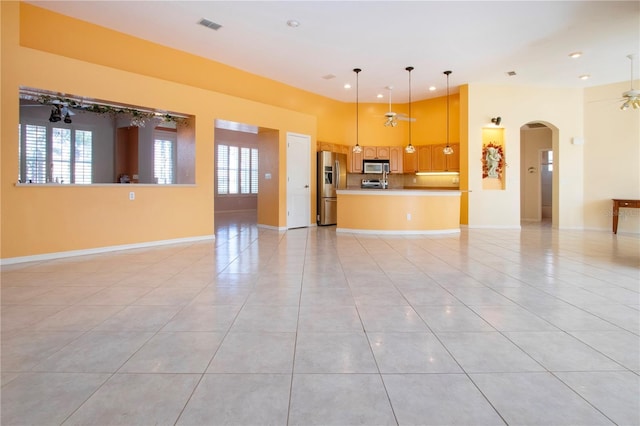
[
  {"xmin": 321, "ymin": 74, "xmax": 336, "ymax": 80},
  {"xmin": 569, "ymin": 51, "xmax": 582, "ymax": 58},
  {"xmin": 579, "ymin": 74, "xmax": 590, "ymax": 80},
  {"xmin": 287, "ymin": 19, "xmax": 300, "ymax": 28},
  {"xmin": 428, "ymin": 86, "xmax": 436, "ymax": 91},
  {"xmin": 344, "ymin": 83, "xmax": 351, "ymax": 89},
  {"xmin": 377, "ymin": 93, "xmax": 384, "ymax": 98}
]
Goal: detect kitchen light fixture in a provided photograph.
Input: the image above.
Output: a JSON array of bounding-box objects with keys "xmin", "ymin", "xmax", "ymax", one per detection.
[
  {"xmin": 352, "ymin": 68, "xmax": 363, "ymax": 154},
  {"xmin": 569, "ymin": 51, "xmax": 582, "ymax": 58},
  {"xmin": 443, "ymin": 70, "xmax": 453, "ymax": 155},
  {"xmin": 491, "ymin": 116, "xmax": 502, "ymax": 126},
  {"xmin": 620, "ymin": 54, "xmax": 640, "ymax": 111},
  {"xmin": 405, "ymin": 66, "xmax": 415, "ymax": 154}
]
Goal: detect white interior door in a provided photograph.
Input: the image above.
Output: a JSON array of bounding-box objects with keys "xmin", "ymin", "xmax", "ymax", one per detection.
[{"xmin": 287, "ymin": 132, "xmax": 311, "ymax": 229}]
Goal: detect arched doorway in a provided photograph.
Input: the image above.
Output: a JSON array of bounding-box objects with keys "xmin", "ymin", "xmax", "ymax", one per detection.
[{"xmin": 520, "ymin": 122, "xmax": 557, "ymax": 226}]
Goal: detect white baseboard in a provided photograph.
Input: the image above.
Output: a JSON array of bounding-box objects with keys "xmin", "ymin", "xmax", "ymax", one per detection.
[
  {"xmin": 1, "ymin": 235, "xmax": 215, "ymax": 266},
  {"xmin": 257, "ymin": 224, "xmax": 287, "ymax": 231},
  {"xmin": 465, "ymin": 225, "xmax": 522, "ymax": 230},
  {"xmin": 336, "ymin": 228, "xmax": 461, "ymax": 235}
]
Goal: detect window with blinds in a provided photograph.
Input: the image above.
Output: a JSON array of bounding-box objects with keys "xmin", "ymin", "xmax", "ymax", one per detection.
[
  {"xmin": 154, "ymin": 138, "xmax": 175, "ymax": 184},
  {"xmin": 19, "ymin": 123, "xmax": 93, "ymax": 184},
  {"xmin": 216, "ymin": 144, "xmax": 258, "ymax": 195}
]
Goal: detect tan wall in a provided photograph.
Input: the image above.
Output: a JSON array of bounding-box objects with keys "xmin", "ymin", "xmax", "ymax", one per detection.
[
  {"xmin": 465, "ymin": 83, "xmax": 585, "ymax": 229},
  {"xmin": 584, "ymin": 81, "xmax": 640, "ymax": 233},
  {"xmin": 2, "ymin": 2, "xmax": 316, "ymax": 259}
]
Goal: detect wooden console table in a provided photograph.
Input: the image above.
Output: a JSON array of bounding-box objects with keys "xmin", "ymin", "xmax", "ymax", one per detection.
[{"xmin": 612, "ymin": 199, "xmax": 639, "ymax": 234}]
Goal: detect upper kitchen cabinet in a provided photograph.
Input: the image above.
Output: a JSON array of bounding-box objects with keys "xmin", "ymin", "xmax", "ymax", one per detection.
[
  {"xmin": 403, "ymin": 150, "xmax": 417, "ymax": 173},
  {"xmin": 417, "ymin": 145, "xmax": 432, "ymax": 172},
  {"xmin": 363, "ymin": 146, "xmax": 390, "ymax": 160},
  {"xmin": 431, "ymin": 143, "xmax": 460, "ymax": 171},
  {"xmin": 389, "ymin": 146, "xmax": 403, "ymax": 174},
  {"xmin": 348, "ymin": 149, "xmax": 363, "ymax": 173}
]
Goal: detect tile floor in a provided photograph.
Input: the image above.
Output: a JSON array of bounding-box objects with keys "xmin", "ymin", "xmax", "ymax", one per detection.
[{"xmin": 1, "ymin": 212, "xmax": 639, "ymax": 425}]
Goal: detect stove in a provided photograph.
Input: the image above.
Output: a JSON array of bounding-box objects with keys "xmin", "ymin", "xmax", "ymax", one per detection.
[{"xmin": 361, "ymin": 179, "xmax": 383, "ymax": 189}]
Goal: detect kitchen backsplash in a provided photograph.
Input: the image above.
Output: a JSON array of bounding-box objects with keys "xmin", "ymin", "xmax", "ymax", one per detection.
[{"xmin": 346, "ymin": 173, "xmax": 459, "ymax": 189}]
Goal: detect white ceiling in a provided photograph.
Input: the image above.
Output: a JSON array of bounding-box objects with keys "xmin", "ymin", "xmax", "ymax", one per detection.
[{"xmin": 27, "ymin": 1, "xmax": 640, "ymax": 103}]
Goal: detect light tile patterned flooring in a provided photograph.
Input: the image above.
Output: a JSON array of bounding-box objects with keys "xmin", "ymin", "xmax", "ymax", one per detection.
[{"xmin": 1, "ymin": 212, "xmax": 639, "ymax": 425}]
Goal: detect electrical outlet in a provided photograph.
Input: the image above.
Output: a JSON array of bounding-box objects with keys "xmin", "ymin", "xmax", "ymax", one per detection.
[{"xmin": 129, "ymin": 191, "xmax": 135, "ymax": 200}]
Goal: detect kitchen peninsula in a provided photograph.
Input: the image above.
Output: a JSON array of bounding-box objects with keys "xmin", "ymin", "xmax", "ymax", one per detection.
[{"xmin": 336, "ymin": 189, "xmax": 461, "ymax": 234}]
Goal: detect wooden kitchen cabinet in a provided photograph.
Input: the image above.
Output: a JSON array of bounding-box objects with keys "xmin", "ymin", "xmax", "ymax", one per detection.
[
  {"xmin": 363, "ymin": 146, "xmax": 389, "ymax": 160},
  {"xmin": 431, "ymin": 143, "xmax": 460, "ymax": 171},
  {"xmin": 417, "ymin": 145, "xmax": 432, "ymax": 172},
  {"xmin": 403, "ymin": 150, "xmax": 417, "ymax": 173},
  {"xmin": 389, "ymin": 146, "xmax": 403, "ymax": 174},
  {"xmin": 349, "ymin": 149, "xmax": 363, "ymax": 173}
]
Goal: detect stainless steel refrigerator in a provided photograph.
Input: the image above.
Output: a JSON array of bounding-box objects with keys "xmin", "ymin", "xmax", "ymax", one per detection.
[{"xmin": 317, "ymin": 151, "xmax": 347, "ymax": 225}]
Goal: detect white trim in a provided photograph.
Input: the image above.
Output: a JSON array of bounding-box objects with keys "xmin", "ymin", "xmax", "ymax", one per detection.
[
  {"xmin": 465, "ymin": 225, "xmax": 522, "ymax": 229},
  {"xmin": 257, "ymin": 224, "xmax": 287, "ymax": 231},
  {"xmin": 336, "ymin": 228, "xmax": 461, "ymax": 235},
  {"xmin": 1, "ymin": 235, "xmax": 215, "ymax": 266},
  {"xmin": 15, "ymin": 183, "xmax": 198, "ymax": 188}
]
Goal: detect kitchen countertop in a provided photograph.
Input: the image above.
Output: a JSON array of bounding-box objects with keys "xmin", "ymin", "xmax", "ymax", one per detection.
[{"xmin": 339, "ymin": 188, "xmax": 461, "ymax": 196}]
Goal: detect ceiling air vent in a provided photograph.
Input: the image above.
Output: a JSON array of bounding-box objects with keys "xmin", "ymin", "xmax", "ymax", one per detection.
[
  {"xmin": 506, "ymin": 71, "xmax": 517, "ymax": 77},
  {"xmin": 198, "ymin": 18, "xmax": 222, "ymax": 31}
]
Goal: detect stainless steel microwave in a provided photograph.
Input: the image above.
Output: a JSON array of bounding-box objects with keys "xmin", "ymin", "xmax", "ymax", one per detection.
[{"xmin": 363, "ymin": 159, "xmax": 390, "ymax": 174}]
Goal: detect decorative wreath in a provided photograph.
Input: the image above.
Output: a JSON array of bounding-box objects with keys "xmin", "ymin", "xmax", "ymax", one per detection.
[{"xmin": 482, "ymin": 142, "xmax": 505, "ymax": 179}]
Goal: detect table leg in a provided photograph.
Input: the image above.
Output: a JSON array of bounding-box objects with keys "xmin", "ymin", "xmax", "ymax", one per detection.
[{"xmin": 613, "ymin": 202, "xmax": 619, "ymax": 234}]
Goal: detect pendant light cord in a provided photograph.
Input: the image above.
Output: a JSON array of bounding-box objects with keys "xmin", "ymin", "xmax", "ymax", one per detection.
[
  {"xmin": 444, "ymin": 70, "xmax": 452, "ymax": 149},
  {"xmin": 353, "ymin": 68, "xmax": 361, "ymax": 151},
  {"xmin": 406, "ymin": 66, "xmax": 414, "ymax": 148}
]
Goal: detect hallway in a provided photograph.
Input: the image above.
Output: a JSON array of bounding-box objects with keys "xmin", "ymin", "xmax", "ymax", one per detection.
[{"xmin": 1, "ymin": 221, "xmax": 639, "ymax": 425}]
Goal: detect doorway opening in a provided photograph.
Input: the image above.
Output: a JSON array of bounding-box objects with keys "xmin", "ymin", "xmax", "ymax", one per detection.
[
  {"xmin": 520, "ymin": 122, "xmax": 554, "ymax": 226},
  {"xmin": 213, "ymin": 119, "xmax": 279, "ymax": 233}
]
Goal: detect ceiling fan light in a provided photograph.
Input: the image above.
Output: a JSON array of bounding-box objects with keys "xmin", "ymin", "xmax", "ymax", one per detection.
[
  {"xmin": 632, "ymin": 99, "xmax": 640, "ymax": 109},
  {"xmin": 49, "ymin": 106, "xmax": 61, "ymax": 122},
  {"xmin": 620, "ymin": 101, "xmax": 630, "ymax": 111}
]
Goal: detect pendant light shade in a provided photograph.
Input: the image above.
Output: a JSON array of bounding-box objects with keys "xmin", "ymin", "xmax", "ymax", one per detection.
[
  {"xmin": 405, "ymin": 66, "xmax": 415, "ymax": 154},
  {"xmin": 443, "ymin": 70, "xmax": 453, "ymax": 155},
  {"xmin": 352, "ymin": 68, "xmax": 363, "ymax": 154}
]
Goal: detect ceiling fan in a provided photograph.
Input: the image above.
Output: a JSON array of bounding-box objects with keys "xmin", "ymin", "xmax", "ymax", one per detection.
[
  {"xmin": 620, "ymin": 54, "xmax": 640, "ymax": 110},
  {"xmin": 21, "ymin": 99, "xmax": 77, "ymax": 123},
  {"xmin": 382, "ymin": 86, "xmax": 414, "ymax": 127}
]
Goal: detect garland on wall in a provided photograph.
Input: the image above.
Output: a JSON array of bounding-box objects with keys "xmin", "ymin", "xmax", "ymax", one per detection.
[{"xmin": 21, "ymin": 92, "xmax": 189, "ymax": 127}]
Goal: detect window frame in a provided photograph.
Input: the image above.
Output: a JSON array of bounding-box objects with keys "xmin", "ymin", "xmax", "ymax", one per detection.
[
  {"xmin": 18, "ymin": 118, "xmax": 94, "ymax": 184},
  {"xmin": 216, "ymin": 143, "xmax": 259, "ymax": 196}
]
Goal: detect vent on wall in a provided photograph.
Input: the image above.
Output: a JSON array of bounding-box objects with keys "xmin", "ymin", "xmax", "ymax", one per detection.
[{"xmin": 198, "ymin": 18, "xmax": 222, "ymax": 31}]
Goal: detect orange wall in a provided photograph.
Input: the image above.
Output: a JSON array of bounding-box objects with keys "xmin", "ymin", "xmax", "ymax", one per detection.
[{"xmin": 2, "ymin": 2, "xmax": 462, "ymax": 259}]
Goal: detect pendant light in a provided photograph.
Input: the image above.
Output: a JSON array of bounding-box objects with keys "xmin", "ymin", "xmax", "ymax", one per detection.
[
  {"xmin": 443, "ymin": 70, "xmax": 454, "ymax": 155},
  {"xmin": 405, "ymin": 66, "xmax": 416, "ymax": 154},
  {"xmin": 352, "ymin": 68, "xmax": 363, "ymax": 153}
]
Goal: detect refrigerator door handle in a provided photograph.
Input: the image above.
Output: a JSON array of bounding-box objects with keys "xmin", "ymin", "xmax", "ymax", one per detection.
[{"xmin": 335, "ymin": 160, "xmax": 340, "ymax": 189}]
